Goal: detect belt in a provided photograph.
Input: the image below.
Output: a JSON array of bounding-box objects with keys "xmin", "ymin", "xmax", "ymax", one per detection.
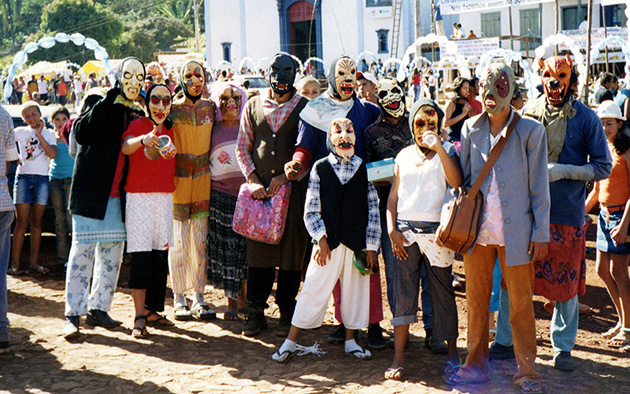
[{"xmin": 601, "ymin": 205, "xmax": 625, "ymax": 223}]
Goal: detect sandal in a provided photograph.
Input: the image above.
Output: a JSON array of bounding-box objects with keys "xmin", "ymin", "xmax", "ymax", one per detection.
[
  {"xmin": 191, "ymin": 303, "xmax": 216, "ymax": 321},
  {"xmin": 28, "ymin": 265, "xmax": 49, "ymax": 275},
  {"xmin": 444, "ymin": 360, "xmax": 461, "ymax": 376},
  {"xmin": 607, "ymin": 329, "xmax": 630, "ymax": 348},
  {"xmin": 132, "ymin": 315, "xmax": 149, "ymax": 338},
  {"xmin": 345, "ymin": 347, "xmax": 373, "ymax": 360},
  {"xmin": 173, "ymin": 305, "xmax": 193, "ymax": 321},
  {"xmin": 224, "ymin": 311, "xmax": 241, "ymax": 321},
  {"xmin": 521, "ymin": 381, "xmax": 543, "ymax": 393},
  {"xmin": 445, "ymin": 368, "xmax": 490, "ymax": 385},
  {"xmin": 602, "ymin": 323, "xmax": 622, "ymax": 339},
  {"xmin": 384, "ymin": 367, "xmax": 404, "ymax": 381},
  {"xmin": 146, "ymin": 311, "xmax": 174, "ymax": 327},
  {"xmin": 7, "ymin": 267, "xmax": 23, "ymax": 276},
  {"xmin": 271, "ymin": 348, "xmax": 297, "ymax": 363}
]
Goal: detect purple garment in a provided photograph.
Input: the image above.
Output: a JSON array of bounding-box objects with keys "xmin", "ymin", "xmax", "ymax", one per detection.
[{"xmin": 209, "ymin": 122, "xmax": 246, "ymax": 196}]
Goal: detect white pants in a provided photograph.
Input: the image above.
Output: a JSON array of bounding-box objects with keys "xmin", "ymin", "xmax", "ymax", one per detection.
[
  {"xmin": 169, "ymin": 218, "xmax": 208, "ymax": 294},
  {"xmin": 65, "ymin": 241, "xmax": 124, "ymax": 316},
  {"xmin": 292, "ymin": 244, "xmax": 370, "ymax": 330}
]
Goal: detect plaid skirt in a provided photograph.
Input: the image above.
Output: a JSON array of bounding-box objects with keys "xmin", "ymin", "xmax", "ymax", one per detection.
[{"xmin": 207, "ymin": 189, "xmax": 247, "ymax": 299}]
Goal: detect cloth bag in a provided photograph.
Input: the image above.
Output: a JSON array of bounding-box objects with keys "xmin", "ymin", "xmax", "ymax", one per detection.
[
  {"xmin": 437, "ymin": 113, "xmax": 520, "ymax": 254},
  {"xmin": 232, "ymin": 183, "xmax": 292, "ymax": 244}
]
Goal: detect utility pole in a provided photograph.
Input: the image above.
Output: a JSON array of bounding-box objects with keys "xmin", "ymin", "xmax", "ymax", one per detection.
[
  {"xmin": 584, "ymin": 0, "xmax": 593, "ymax": 104},
  {"xmin": 415, "ymin": 0, "xmax": 421, "ymax": 61},
  {"xmin": 193, "ymin": 0, "xmax": 203, "ymax": 53}
]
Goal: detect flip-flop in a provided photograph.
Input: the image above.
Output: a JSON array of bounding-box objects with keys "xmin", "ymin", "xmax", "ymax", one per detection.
[
  {"xmin": 7, "ymin": 267, "xmax": 24, "ymax": 276},
  {"xmin": 602, "ymin": 323, "xmax": 622, "ymax": 339},
  {"xmin": 444, "ymin": 360, "xmax": 461, "ymax": 376},
  {"xmin": 445, "ymin": 369, "xmax": 490, "ymax": 385},
  {"xmin": 271, "ymin": 348, "xmax": 297, "ymax": 363},
  {"xmin": 131, "ymin": 315, "xmax": 149, "ymax": 338},
  {"xmin": 173, "ymin": 305, "xmax": 193, "ymax": 321},
  {"xmin": 223, "ymin": 311, "xmax": 241, "ymax": 321},
  {"xmin": 384, "ymin": 367, "xmax": 404, "ymax": 381},
  {"xmin": 146, "ymin": 311, "xmax": 174, "ymax": 327},
  {"xmin": 345, "ymin": 347, "xmax": 373, "ymax": 360},
  {"xmin": 521, "ymin": 381, "xmax": 543, "ymax": 393},
  {"xmin": 28, "ymin": 265, "xmax": 49, "ymax": 275},
  {"xmin": 607, "ymin": 331, "xmax": 630, "ymax": 348}
]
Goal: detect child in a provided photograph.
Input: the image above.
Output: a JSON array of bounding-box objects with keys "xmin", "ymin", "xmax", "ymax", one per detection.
[
  {"xmin": 121, "ymin": 83, "xmax": 177, "ymax": 337},
  {"xmin": 9, "ymin": 102, "xmax": 57, "ymax": 275},
  {"xmin": 296, "ymin": 76, "xmax": 321, "ymax": 101},
  {"xmin": 385, "ymin": 99, "xmax": 462, "ymax": 380},
  {"xmin": 272, "ymin": 118, "xmax": 380, "ymax": 363},
  {"xmin": 585, "ymin": 100, "xmax": 630, "ymax": 349},
  {"xmin": 49, "ymin": 107, "xmax": 74, "ymax": 268}
]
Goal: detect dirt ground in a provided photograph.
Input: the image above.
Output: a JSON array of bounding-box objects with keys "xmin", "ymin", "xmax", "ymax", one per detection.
[{"xmin": 1, "ymin": 214, "xmax": 629, "ymax": 394}]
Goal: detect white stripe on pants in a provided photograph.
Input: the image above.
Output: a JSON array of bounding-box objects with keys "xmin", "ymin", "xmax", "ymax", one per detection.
[
  {"xmin": 169, "ymin": 218, "xmax": 208, "ymax": 294},
  {"xmin": 65, "ymin": 241, "xmax": 124, "ymax": 316},
  {"xmin": 292, "ymin": 244, "xmax": 370, "ymax": 330}
]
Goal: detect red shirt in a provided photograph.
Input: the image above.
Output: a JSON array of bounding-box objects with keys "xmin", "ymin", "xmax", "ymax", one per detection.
[
  {"xmin": 468, "ymin": 96, "xmax": 482, "ymax": 116},
  {"xmin": 123, "ymin": 117, "xmax": 176, "ymax": 193},
  {"xmin": 57, "ymin": 81, "xmax": 68, "ymax": 96}
]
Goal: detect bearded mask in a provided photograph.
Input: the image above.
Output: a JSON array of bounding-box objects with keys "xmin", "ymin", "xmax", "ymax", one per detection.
[
  {"xmin": 269, "ymin": 53, "xmax": 297, "ymax": 95},
  {"xmin": 146, "ymin": 83, "xmax": 172, "ymax": 126},
  {"xmin": 117, "ymin": 57, "xmax": 145, "ymax": 101},
  {"xmin": 328, "ymin": 57, "xmax": 357, "ymax": 101},
  {"xmin": 328, "ymin": 118, "xmax": 356, "ymax": 161},
  {"xmin": 219, "ymin": 85, "xmax": 242, "ymax": 121},
  {"xmin": 409, "ymin": 99, "xmax": 443, "ymax": 148},
  {"xmin": 377, "ymin": 77, "xmax": 405, "ymax": 119},
  {"xmin": 180, "ymin": 60, "xmax": 206, "ymax": 103},
  {"xmin": 481, "ymin": 63, "xmax": 515, "ymax": 115},
  {"xmin": 538, "ymin": 55, "xmax": 573, "ymax": 107}
]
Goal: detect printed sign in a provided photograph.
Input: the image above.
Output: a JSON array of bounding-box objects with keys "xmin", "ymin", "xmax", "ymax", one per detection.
[
  {"xmin": 439, "ymin": 37, "xmax": 500, "ymax": 58},
  {"xmin": 559, "ymin": 27, "xmax": 629, "ymax": 51},
  {"xmin": 439, "ymin": 0, "xmax": 553, "ymax": 14}
]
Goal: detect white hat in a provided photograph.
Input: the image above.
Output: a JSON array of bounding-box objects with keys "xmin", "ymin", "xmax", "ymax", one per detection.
[
  {"xmin": 597, "ymin": 100, "xmax": 626, "ymax": 121},
  {"xmin": 357, "ymin": 72, "xmax": 378, "ymax": 86}
]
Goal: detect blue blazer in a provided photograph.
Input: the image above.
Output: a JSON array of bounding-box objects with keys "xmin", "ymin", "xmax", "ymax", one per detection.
[{"xmin": 460, "ymin": 111, "xmax": 550, "ymax": 267}]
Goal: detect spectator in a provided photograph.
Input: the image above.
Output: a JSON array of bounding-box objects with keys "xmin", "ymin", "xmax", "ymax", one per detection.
[
  {"xmin": 443, "ymin": 77, "xmax": 473, "ymax": 148},
  {"xmin": 357, "ymin": 72, "xmax": 378, "ymax": 105},
  {"xmin": 468, "ymin": 30, "xmax": 478, "ymax": 39},
  {"xmin": 296, "ymin": 76, "xmax": 321, "ymax": 101},
  {"xmin": 57, "ymin": 78, "xmax": 68, "ymax": 106},
  {"xmin": 411, "ymin": 68, "xmax": 421, "ymax": 102},
  {"xmin": 37, "ymin": 76, "xmax": 49, "ymax": 104},
  {"xmin": 468, "ymin": 76, "xmax": 482, "ymax": 116},
  {"xmin": 595, "ymin": 72, "xmax": 616, "ymax": 104},
  {"xmin": 27, "ymin": 76, "xmax": 38, "ymax": 101}
]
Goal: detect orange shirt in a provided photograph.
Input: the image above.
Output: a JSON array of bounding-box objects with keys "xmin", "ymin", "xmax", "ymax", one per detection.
[{"xmin": 599, "ymin": 150, "xmax": 630, "ymax": 206}]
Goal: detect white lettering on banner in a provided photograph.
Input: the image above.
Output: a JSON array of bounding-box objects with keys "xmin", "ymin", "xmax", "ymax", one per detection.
[
  {"xmin": 439, "ymin": 38, "xmax": 500, "ymax": 58},
  {"xmin": 559, "ymin": 28, "xmax": 629, "ymax": 51},
  {"xmin": 440, "ymin": 0, "xmax": 553, "ymax": 15}
]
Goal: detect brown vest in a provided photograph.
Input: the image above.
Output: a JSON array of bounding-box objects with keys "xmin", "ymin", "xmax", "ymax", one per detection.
[{"xmin": 248, "ymin": 95, "xmax": 308, "ymax": 187}]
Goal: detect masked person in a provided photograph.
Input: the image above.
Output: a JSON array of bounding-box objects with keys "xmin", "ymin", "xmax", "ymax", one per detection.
[
  {"xmin": 168, "ymin": 60, "xmax": 216, "ymax": 321},
  {"xmin": 492, "ymin": 56, "xmax": 612, "ymax": 373},
  {"xmin": 207, "ymin": 82, "xmax": 248, "ymax": 321},
  {"xmin": 286, "ymin": 56, "xmax": 383, "ymax": 347},
  {"xmin": 385, "ymin": 99, "xmax": 462, "ymax": 380},
  {"xmin": 236, "ymin": 52, "xmax": 310, "ymax": 337},
  {"xmin": 272, "ymin": 118, "xmax": 380, "ymax": 363},
  {"xmin": 121, "ymin": 83, "xmax": 176, "ymax": 337},
  {"xmin": 448, "ymin": 64, "xmax": 550, "ymax": 393},
  {"xmin": 64, "ymin": 57, "xmax": 146, "ymax": 338}
]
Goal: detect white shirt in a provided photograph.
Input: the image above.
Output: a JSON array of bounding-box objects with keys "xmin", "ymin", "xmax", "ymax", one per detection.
[
  {"xmin": 14, "ymin": 126, "xmax": 56, "ymax": 176},
  {"xmin": 37, "ymin": 80, "xmax": 48, "ymax": 95}
]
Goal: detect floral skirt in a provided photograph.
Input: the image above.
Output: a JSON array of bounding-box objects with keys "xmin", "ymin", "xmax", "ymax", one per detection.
[{"xmin": 533, "ymin": 223, "xmax": 586, "ymax": 302}]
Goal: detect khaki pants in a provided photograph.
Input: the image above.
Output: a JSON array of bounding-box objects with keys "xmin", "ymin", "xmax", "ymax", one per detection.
[{"xmin": 463, "ymin": 244, "xmax": 541, "ymax": 385}]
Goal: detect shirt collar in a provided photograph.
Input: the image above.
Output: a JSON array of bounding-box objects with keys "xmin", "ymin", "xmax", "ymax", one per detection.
[{"xmin": 328, "ymin": 152, "xmax": 362, "ymax": 166}]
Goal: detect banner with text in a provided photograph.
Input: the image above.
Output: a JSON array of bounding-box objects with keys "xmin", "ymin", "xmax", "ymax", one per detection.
[
  {"xmin": 559, "ymin": 27, "xmax": 629, "ymax": 51},
  {"xmin": 440, "ymin": 0, "xmax": 553, "ymax": 15},
  {"xmin": 439, "ymin": 37, "xmax": 500, "ymax": 58}
]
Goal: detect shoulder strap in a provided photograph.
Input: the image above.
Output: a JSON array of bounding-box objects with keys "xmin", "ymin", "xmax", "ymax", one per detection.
[{"xmin": 468, "ymin": 112, "xmax": 521, "ymax": 196}]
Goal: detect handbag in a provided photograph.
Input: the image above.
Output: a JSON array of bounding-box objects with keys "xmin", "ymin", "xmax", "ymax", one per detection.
[
  {"xmin": 232, "ymin": 182, "xmax": 292, "ymax": 244},
  {"xmin": 437, "ymin": 113, "xmax": 520, "ymax": 254}
]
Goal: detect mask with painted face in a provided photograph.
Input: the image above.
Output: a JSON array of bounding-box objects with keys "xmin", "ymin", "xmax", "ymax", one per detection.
[
  {"xmin": 146, "ymin": 83, "xmax": 172, "ymax": 126},
  {"xmin": 219, "ymin": 85, "xmax": 242, "ymax": 121},
  {"xmin": 537, "ymin": 55, "xmax": 573, "ymax": 107},
  {"xmin": 480, "ymin": 63, "xmax": 515, "ymax": 115},
  {"xmin": 180, "ymin": 60, "xmax": 206, "ymax": 103},
  {"xmin": 377, "ymin": 77, "xmax": 405, "ymax": 119},
  {"xmin": 117, "ymin": 57, "xmax": 145, "ymax": 101},
  {"xmin": 328, "ymin": 57, "xmax": 357, "ymax": 101},
  {"xmin": 328, "ymin": 118, "xmax": 356, "ymax": 161},
  {"xmin": 269, "ymin": 53, "xmax": 296, "ymax": 95}
]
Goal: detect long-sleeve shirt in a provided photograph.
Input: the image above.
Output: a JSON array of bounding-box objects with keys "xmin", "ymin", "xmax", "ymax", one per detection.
[
  {"xmin": 304, "ymin": 154, "xmax": 381, "ymax": 251},
  {"xmin": 1, "ymin": 106, "xmax": 18, "ymax": 212}
]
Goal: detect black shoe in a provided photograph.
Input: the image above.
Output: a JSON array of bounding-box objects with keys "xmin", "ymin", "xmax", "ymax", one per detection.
[
  {"xmin": 429, "ymin": 338, "xmax": 448, "ymax": 354},
  {"xmin": 85, "ymin": 310, "xmax": 122, "ymax": 329},
  {"xmin": 276, "ymin": 315, "xmax": 291, "ymax": 337},
  {"xmin": 366, "ymin": 323, "xmax": 388, "ymax": 350},
  {"xmin": 242, "ymin": 308, "xmax": 267, "ymax": 337},
  {"xmin": 489, "ymin": 342, "xmax": 515, "ymax": 360},
  {"xmin": 63, "ymin": 316, "xmax": 80, "ymax": 338},
  {"xmin": 554, "ymin": 351, "xmax": 577, "ymax": 372},
  {"xmin": 0, "ymin": 341, "xmax": 10, "ymax": 354}
]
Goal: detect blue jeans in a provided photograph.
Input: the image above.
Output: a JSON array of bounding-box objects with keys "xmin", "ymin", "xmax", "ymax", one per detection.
[
  {"xmin": 0, "ymin": 211, "xmax": 15, "ymax": 343},
  {"xmin": 490, "ymin": 258, "xmax": 501, "ymax": 313},
  {"xmin": 50, "ymin": 177, "xmax": 72, "ymax": 264},
  {"xmin": 496, "ymin": 289, "xmax": 578, "ymax": 355},
  {"xmin": 13, "ymin": 174, "xmax": 49, "ymax": 205}
]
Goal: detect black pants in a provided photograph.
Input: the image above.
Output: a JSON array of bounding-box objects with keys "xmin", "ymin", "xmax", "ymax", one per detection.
[
  {"xmin": 128, "ymin": 251, "xmax": 169, "ymax": 312},
  {"xmin": 247, "ymin": 267, "xmax": 301, "ymax": 317}
]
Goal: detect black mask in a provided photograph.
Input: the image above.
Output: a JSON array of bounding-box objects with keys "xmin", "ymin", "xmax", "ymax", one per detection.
[{"xmin": 269, "ymin": 53, "xmax": 296, "ymax": 95}]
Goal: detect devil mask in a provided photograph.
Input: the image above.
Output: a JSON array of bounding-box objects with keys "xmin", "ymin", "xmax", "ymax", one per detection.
[
  {"xmin": 481, "ymin": 63, "xmax": 515, "ymax": 115},
  {"xmin": 378, "ymin": 77, "xmax": 405, "ymax": 119},
  {"xmin": 538, "ymin": 55, "xmax": 573, "ymax": 107},
  {"xmin": 328, "ymin": 57, "xmax": 357, "ymax": 101},
  {"xmin": 146, "ymin": 83, "xmax": 172, "ymax": 127},
  {"xmin": 180, "ymin": 60, "xmax": 206, "ymax": 103},
  {"xmin": 269, "ymin": 53, "xmax": 296, "ymax": 96},
  {"xmin": 117, "ymin": 57, "xmax": 145, "ymax": 101},
  {"xmin": 409, "ymin": 98, "xmax": 443, "ymax": 149},
  {"xmin": 328, "ymin": 118, "xmax": 356, "ymax": 161}
]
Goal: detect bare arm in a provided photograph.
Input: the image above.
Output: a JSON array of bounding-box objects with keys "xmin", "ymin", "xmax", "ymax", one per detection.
[
  {"xmin": 386, "ymin": 165, "xmax": 408, "ymax": 260},
  {"xmin": 443, "ymin": 100, "xmax": 471, "ymax": 128},
  {"xmin": 36, "ymin": 124, "xmax": 57, "ymax": 159},
  {"xmin": 609, "ymin": 151, "xmax": 630, "ymax": 244},
  {"xmin": 584, "ymin": 181, "xmax": 599, "ymax": 214}
]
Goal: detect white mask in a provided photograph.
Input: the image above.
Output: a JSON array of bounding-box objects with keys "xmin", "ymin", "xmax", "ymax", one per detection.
[
  {"xmin": 119, "ymin": 58, "xmax": 145, "ymax": 101},
  {"xmin": 329, "ymin": 118, "xmax": 356, "ymax": 161}
]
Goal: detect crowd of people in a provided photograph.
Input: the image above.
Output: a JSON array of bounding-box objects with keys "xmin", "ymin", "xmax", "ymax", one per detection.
[{"xmin": 1, "ymin": 52, "xmax": 630, "ymax": 394}]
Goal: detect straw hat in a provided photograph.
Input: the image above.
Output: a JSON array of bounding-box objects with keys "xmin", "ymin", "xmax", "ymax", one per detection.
[{"xmin": 597, "ymin": 100, "xmax": 626, "ymax": 121}]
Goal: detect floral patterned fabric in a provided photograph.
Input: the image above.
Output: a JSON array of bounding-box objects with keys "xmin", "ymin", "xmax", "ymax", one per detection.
[
  {"xmin": 533, "ymin": 223, "xmax": 586, "ymax": 302},
  {"xmin": 209, "ymin": 122, "xmax": 246, "ymax": 197}
]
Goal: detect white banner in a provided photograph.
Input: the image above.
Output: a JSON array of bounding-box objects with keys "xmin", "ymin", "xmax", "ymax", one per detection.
[
  {"xmin": 559, "ymin": 27, "xmax": 629, "ymax": 51},
  {"xmin": 440, "ymin": 0, "xmax": 552, "ymax": 15},
  {"xmin": 439, "ymin": 37, "xmax": 500, "ymax": 58}
]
